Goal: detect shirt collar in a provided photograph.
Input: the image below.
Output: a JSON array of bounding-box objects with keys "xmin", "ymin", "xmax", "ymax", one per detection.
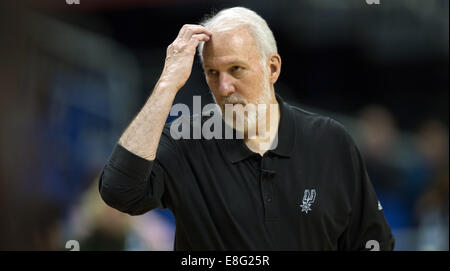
[{"xmin": 218, "ymin": 94, "xmax": 296, "ymax": 163}]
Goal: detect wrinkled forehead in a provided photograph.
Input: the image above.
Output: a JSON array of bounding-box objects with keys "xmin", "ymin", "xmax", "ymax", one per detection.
[{"xmin": 202, "ymin": 27, "xmax": 261, "ymax": 67}]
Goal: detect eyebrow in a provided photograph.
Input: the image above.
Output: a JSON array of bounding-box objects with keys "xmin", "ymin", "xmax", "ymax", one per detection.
[{"xmin": 204, "ymin": 60, "xmax": 247, "ymax": 69}]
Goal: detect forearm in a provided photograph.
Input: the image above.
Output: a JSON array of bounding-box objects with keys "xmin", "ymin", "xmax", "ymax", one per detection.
[
  {"xmin": 118, "ymin": 24, "xmax": 210, "ymax": 161},
  {"xmin": 119, "ymin": 79, "xmax": 178, "ymax": 161},
  {"xmin": 100, "ymin": 24, "xmax": 210, "ymax": 216}
]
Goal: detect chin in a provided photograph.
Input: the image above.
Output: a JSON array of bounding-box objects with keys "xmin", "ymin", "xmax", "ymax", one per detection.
[{"xmin": 228, "ymin": 116, "xmax": 258, "ymax": 137}]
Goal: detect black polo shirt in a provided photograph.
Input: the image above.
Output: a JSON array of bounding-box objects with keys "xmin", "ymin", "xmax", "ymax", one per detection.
[{"xmin": 99, "ymin": 95, "xmax": 395, "ymax": 251}]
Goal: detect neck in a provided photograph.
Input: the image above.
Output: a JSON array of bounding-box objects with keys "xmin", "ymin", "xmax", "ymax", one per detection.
[{"xmin": 244, "ymin": 97, "xmax": 280, "ymax": 155}]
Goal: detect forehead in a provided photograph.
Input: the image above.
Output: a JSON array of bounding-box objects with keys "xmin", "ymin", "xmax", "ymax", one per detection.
[{"xmin": 202, "ymin": 27, "xmax": 261, "ymax": 67}]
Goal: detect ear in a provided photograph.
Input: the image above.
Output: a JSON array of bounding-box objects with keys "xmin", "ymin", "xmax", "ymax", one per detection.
[{"xmin": 267, "ymin": 53, "xmax": 281, "ymax": 84}]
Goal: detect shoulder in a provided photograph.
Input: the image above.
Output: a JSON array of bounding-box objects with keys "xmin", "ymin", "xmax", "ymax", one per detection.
[
  {"xmin": 287, "ymin": 103, "xmax": 352, "ymax": 144},
  {"xmin": 286, "ymin": 102, "xmax": 363, "ymax": 175},
  {"xmin": 161, "ymin": 113, "xmax": 209, "ymax": 138}
]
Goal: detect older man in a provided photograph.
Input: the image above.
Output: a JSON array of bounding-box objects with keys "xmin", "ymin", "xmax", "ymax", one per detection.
[{"xmin": 99, "ymin": 7, "xmax": 395, "ymax": 250}]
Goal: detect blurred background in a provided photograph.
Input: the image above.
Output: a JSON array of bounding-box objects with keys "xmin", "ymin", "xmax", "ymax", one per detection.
[{"xmin": 0, "ymin": 0, "xmax": 448, "ymax": 250}]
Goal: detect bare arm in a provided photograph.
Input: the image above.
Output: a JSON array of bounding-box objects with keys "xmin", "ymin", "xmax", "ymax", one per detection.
[{"xmin": 118, "ymin": 25, "xmax": 211, "ymax": 160}]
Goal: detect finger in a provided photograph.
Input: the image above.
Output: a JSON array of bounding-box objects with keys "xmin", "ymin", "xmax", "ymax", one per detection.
[
  {"xmin": 181, "ymin": 25, "xmax": 212, "ymax": 40},
  {"xmin": 175, "ymin": 24, "xmax": 188, "ymax": 39},
  {"xmin": 188, "ymin": 33, "xmax": 211, "ymax": 47},
  {"xmin": 176, "ymin": 24, "xmax": 197, "ymax": 39}
]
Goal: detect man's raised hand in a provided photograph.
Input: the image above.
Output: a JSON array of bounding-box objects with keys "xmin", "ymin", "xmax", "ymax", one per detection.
[{"xmin": 159, "ymin": 24, "xmax": 211, "ymax": 90}]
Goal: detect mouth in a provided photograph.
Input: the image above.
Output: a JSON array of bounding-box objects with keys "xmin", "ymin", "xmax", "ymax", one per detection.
[{"xmin": 224, "ymin": 102, "xmax": 246, "ymax": 106}]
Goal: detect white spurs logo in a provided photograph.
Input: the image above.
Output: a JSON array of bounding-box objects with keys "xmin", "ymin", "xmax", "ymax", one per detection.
[{"xmin": 300, "ymin": 189, "xmax": 316, "ymax": 214}]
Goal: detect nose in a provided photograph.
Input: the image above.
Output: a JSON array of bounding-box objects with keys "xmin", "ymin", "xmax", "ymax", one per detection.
[{"xmin": 217, "ymin": 72, "xmax": 235, "ymax": 97}]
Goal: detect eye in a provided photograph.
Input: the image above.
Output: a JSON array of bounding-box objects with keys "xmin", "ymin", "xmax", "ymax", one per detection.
[
  {"xmin": 208, "ymin": 69, "xmax": 218, "ymax": 76},
  {"xmin": 231, "ymin": 66, "xmax": 243, "ymax": 72}
]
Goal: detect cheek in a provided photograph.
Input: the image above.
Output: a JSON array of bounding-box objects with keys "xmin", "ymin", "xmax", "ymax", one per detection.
[
  {"xmin": 241, "ymin": 73, "xmax": 266, "ymax": 96},
  {"xmin": 205, "ymin": 77, "xmax": 217, "ymax": 91},
  {"xmin": 207, "ymin": 81, "xmax": 220, "ymax": 97},
  {"xmin": 206, "ymin": 79, "xmax": 220, "ymax": 101}
]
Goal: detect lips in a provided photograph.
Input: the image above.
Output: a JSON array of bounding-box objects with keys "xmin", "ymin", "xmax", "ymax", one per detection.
[{"xmin": 224, "ymin": 102, "xmax": 245, "ymax": 106}]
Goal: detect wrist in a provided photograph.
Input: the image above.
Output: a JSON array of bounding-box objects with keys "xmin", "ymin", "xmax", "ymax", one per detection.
[{"xmin": 154, "ymin": 78, "xmax": 178, "ymax": 95}]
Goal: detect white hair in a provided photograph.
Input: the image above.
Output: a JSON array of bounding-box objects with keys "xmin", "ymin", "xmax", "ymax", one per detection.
[{"xmin": 197, "ymin": 7, "xmax": 278, "ymax": 64}]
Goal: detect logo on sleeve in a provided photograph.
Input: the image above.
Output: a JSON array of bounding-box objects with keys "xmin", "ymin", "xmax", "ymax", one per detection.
[
  {"xmin": 377, "ymin": 200, "xmax": 383, "ymax": 211},
  {"xmin": 300, "ymin": 189, "xmax": 316, "ymax": 214}
]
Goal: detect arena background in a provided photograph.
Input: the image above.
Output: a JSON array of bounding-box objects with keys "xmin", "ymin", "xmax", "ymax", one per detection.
[{"xmin": 0, "ymin": 0, "xmax": 448, "ymax": 250}]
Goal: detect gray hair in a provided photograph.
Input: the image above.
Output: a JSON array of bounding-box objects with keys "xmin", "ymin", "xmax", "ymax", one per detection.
[{"xmin": 197, "ymin": 7, "xmax": 278, "ymax": 64}]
